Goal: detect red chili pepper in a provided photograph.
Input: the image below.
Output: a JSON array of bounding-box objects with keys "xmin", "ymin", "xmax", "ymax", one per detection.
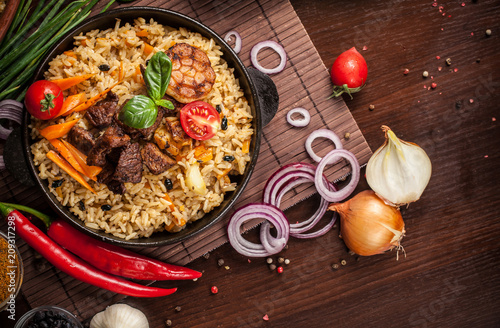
[
  {"xmin": 0, "ymin": 203, "xmax": 177, "ymax": 297},
  {"xmin": 2, "ymin": 202, "xmax": 202, "ymax": 281}
]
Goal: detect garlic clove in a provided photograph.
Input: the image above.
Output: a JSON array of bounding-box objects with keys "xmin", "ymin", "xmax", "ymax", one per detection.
[
  {"xmin": 366, "ymin": 126, "xmax": 432, "ymax": 206},
  {"xmin": 90, "ymin": 304, "xmax": 149, "ymax": 328}
]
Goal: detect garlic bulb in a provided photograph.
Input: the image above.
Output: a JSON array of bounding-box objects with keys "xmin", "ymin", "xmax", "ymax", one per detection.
[
  {"xmin": 366, "ymin": 125, "xmax": 432, "ymax": 206},
  {"xmin": 90, "ymin": 304, "xmax": 149, "ymax": 328}
]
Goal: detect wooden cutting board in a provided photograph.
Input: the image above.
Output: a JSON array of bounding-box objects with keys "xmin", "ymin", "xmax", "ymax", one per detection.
[{"xmin": 0, "ymin": 0, "xmax": 372, "ymax": 321}]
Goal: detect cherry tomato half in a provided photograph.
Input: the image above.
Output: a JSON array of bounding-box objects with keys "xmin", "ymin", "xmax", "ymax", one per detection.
[
  {"xmin": 25, "ymin": 80, "xmax": 64, "ymax": 120},
  {"xmin": 180, "ymin": 101, "xmax": 221, "ymax": 140}
]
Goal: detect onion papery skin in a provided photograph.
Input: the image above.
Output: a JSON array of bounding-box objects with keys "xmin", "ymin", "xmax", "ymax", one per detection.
[{"xmin": 329, "ymin": 190, "xmax": 405, "ymax": 256}]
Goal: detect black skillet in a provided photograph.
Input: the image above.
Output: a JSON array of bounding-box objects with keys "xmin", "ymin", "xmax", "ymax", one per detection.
[{"xmin": 4, "ymin": 7, "xmax": 278, "ymax": 247}]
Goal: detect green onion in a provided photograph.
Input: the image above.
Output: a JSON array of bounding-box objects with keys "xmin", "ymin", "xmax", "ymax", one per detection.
[{"xmin": 0, "ymin": 0, "xmax": 116, "ymax": 102}]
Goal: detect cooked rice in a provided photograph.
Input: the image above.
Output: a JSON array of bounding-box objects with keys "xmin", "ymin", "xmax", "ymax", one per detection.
[{"xmin": 30, "ymin": 18, "xmax": 254, "ymax": 239}]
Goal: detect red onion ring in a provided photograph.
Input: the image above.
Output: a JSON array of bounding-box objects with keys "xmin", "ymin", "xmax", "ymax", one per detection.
[
  {"xmin": 250, "ymin": 40, "xmax": 287, "ymax": 74},
  {"xmin": 287, "ymin": 107, "xmax": 310, "ymax": 127},
  {"xmin": 315, "ymin": 149, "xmax": 360, "ymax": 202},
  {"xmin": 0, "ymin": 157, "xmax": 4, "ymax": 171},
  {"xmin": 0, "ymin": 99, "xmax": 23, "ymax": 141},
  {"xmin": 224, "ymin": 30, "xmax": 242, "ymax": 54},
  {"xmin": 228, "ymin": 203, "xmax": 289, "ymax": 257},
  {"xmin": 305, "ymin": 129, "xmax": 343, "ymax": 163}
]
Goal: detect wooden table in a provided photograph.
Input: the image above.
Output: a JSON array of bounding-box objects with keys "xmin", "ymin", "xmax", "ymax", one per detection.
[{"xmin": 2, "ymin": 0, "xmax": 499, "ymax": 327}]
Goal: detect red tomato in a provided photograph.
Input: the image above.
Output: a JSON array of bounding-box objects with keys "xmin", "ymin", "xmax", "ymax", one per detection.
[
  {"xmin": 330, "ymin": 47, "xmax": 368, "ymax": 98},
  {"xmin": 25, "ymin": 80, "xmax": 64, "ymax": 120},
  {"xmin": 180, "ymin": 101, "xmax": 221, "ymax": 140}
]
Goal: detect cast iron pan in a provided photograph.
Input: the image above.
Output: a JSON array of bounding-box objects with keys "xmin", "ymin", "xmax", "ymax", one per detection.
[{"xmin": 5, "ymin": 7, "xmax": 278, "ymax": 247}]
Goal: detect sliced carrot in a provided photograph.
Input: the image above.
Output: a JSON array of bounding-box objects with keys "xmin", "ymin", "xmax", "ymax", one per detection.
[
  {"xmin": 60, "ymin": 139, "xmax": 102, "ymax": 181},
  {"xmin": 71, "ymin": 82, "xmax": 118, "ymax": 113},
  {"xmin": 50, "ymin": 73, "xmax": 95, "ymax": 91},
  {"xmin": 119, "ymin": 61, "xmax": 124, "ymax": 81},
  {"xmin": 242, "ymin": 139, "xmax": 250, "ymax": 153},
  {"xmin": 135, "ymin": 65, "xmax": 142, "ymax": 83},
  {"xmin": 55, "ymin": 93, "xmax": 86, "ymax": 118},
  {"xmin": 49, "ymin": 139, "xmax": 86, "ymax": 176},
  {"xmin": 136, "ymin": 29, "xmax": 148, "ymax": 37},
  {"xmin": 217, "ymin": 167, "xmax": 231, "ymax": 180},
  {"xmin": 163, "ymin": 194, "xmax": 176, "ymax": 212},
  {"xmin": 81, "ymin": 38, "xmax": 88, "ymax": 46},
  {"xmin": 39, "ymin": 119, "xmax": 79, "ymax": 140},
  {"xmin": 63, "ymin": 51, "xmax": 77, "ymax": 58},
  {"xmin": 144, "ymin": 42, "xmax": 154, "ymax": 56},
  {"xmin": 47, "ymin": 150, "xmax": 95, "ymax": 194},
  {"xmin": 194, "ymin": 145, "xmax": 213, "ymax": 162}
]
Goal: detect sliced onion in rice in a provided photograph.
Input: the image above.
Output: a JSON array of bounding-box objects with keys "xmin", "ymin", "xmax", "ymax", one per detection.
[
  {"xmin": 315, "ymin": 149, "xmax": 360, "ymax": 202},
  {"xmin": 250, "ymin": 40, "xmax": 287, "ymax": 74},
  {"xmin": 286, "ymin": 107, "xmax": 310, "ymax": 127},
  {"xmin": 224, "ymin": 30, "xmax": 242, "ymax": 54},
  {"xmin": 305, "ymin": 129, "xmax": 343, "ymax": 163},
  {"xmin": 228, "ymin": 203, "xmax": 289, "ymax": 257}
]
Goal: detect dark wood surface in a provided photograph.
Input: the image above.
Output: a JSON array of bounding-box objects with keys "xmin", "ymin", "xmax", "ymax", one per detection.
[{"xmin": 2, "ymin": 0, "xmax": 500, "ymax": 327}]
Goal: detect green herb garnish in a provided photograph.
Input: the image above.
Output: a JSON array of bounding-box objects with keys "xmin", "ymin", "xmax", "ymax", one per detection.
[{"xmin": 118, "ymin": 51, "xmax": 174, "ymax": 129}]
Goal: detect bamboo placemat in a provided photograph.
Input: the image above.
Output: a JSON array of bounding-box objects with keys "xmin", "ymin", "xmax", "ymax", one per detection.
[{"xmin": 0, "ymin": 0, "xmax": 372, "ymax": 321}]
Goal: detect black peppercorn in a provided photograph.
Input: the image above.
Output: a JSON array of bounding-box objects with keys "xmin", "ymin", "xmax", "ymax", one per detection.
[
  {"xmin": 223, "ymin": 155, "xmax": 235, "ymax": 162},
  {"xmin": 52, "ymin": 179, "xmax": 65, "ymax": 188},
  {"xmin": 78, "ymin": 200, "xmax": 86, "ymax": 211},
  {"xmin": 164, "ymin": 178, "xmax": 173, "ymax": 190},
  {"xmin": 101, "ymin": 204, "xmax": 112, "ymax": 211},
  {"xmin": 221, "ymin": 116, "xmax": 228, "ymax": 130},
  {"xmin": 98, "ymin": 64, "xmax": 110, "ymax": 71}
]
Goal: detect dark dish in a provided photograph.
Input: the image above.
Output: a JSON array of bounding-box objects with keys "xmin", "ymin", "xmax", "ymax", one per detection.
[{"xmin": 15, "ymin": 7, "xmax": 276, "ymax": 247}]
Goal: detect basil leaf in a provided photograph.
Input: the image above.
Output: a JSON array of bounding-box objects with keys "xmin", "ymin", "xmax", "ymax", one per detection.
[
  {"xmin": 144, "ymin": 51, "xmax": 172, "ymax": 101},
  {"xmin": 118, "ymin": 95, "xmax": 158, "ymax": 129},
  {"xmin": 155, "ymin": 98, "xmax": 174, "ymax": 109}
]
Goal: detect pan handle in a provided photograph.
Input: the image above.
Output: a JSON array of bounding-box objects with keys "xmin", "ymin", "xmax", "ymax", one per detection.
[
  {"xmin": 4, "ymin": 127, "xmax": 35, "ymax": 186},
  {"xmin": 247, "ymin": 67, "xmax": 279, "ymax": 127}
]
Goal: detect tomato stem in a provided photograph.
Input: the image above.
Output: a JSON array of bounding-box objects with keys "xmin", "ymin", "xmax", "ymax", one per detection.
[{"xmin": 329, "ymin": 84, "xmax": 364, "ymax": 100}]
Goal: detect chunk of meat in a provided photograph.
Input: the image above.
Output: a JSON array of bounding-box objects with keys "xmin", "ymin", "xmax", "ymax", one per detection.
[
  {"xmin": 113, "ymin": 143, "xmax": 142, "ymax": 183},
  {"xmin": 141, "ymin": 143, "xmax": 176, "ymax": 175},
  {"xmin": 66, "ymin": 126, "xmax": 95, "ymax": 155},
  {"xmin": 165, "ymin": 43, "xmax": 215, "ymax": 103},
  {"xmin": 115, "ymin": 107, "xmax": 164, "ymax": 141},
  {"xmin": 96, "ymin": 163, "xmax": 126, "ymax": 194},
  {"xmin": 87, "ymin": 125, "xmax": 130, "ymax": 167},
  {"xmin": 164, "ymin": 117, "xmax": 193, "ymax": 147},
  {"xmin": 161, "ymin": 95, "xmax": 184, "ymax": 116},
  {"xmin": 85, "ymin": 92, "xmax": 120, "ymax": 128}
]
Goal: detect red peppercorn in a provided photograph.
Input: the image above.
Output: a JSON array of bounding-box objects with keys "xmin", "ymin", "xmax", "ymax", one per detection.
[
  {"xmin": 211, "ymin": 286, "xmax": 218, "ymax": 294},
  {"xmin": 431, "ymin": 83, "xmax": 437, "ymax": 89},
  {"xmin": 277, "ymin": 266, "xmax": 284, "ymax": 273}
]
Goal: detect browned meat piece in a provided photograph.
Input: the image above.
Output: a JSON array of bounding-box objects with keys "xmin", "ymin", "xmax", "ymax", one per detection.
[
  {"xmin": 160, "ymin": 95, "xmax": 184, "ymax": 116},
  {"xmin": 141, "ymin": 143, "xmax": 176, "ymax": 175},
  {"xmin": 164, "ymin": 117, "xmax": 193, "ymax": 147},
  {"xmin": 114, "ymin": 143, "xmax": 142, "ymax": 183},
  {"xmin": 115, "ymin": 107, "xmax": 164, "ymax": 140},
  {"xmin": 85, "ymin": 92, "xmax": 120, "ymax": 128},
  {"xmin": 96, "ymin": 163, "xmax": 126, "ymax": 194},
  {"xmin": 165, "ymin": 44, "xmax": 215, "ymax": 103},
  {"xmin": 87, "ymin": 125, "xmax": 130, "ymax": 167},
  {"xmin": 67, "ymin": 126, "xmax": 95, "ymax": 155}
]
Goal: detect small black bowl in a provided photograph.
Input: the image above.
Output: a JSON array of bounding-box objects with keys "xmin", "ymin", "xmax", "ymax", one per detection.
[{"xmin": 19, "ymin": 7, "xmax": 273, "ymax": 247}]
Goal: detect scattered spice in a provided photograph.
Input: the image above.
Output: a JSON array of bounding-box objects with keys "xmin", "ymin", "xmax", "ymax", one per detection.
[
  {"xmin": 164, "ymin": 178, "xmax": 174, "ymax": 190},
  {"xmin": 368, "ymin": 104, "xmax": 375, "ymax": 111},
  {"xmin": 438, "ymin": 66, "xmax": 442, "ymax": 71},
  {"xmin": 78, "ymin": 200, "xmax": 86, "ymax": 211},
  {"xmin": 278, "ymin": 257, "xmax": 284, "ymax": 264},
  {"xmin": 98, "ymin": 64, "xmax": 111, "ymax": 71},
  {"xmin": 277, "ymin": 266, "xmax": 284, "ymax": 273},
  {"xmin": 432, "ymin": 2, "xmax": 437, "ymax": 7},
  {"xmin": 101, "ymin": 204, "xmax": 111, "ymax": 211},
  {"xmin": 492, "ymin": 117, "xmax": 496, "ymax": 122},
  {"xmin": 223, "ymin": 155, "xmax": 235, "ymax": 162},
  {"xmin": 461, "ymin": 2, "xmax": 465, "ymax": 6},
  {"xmin": 175, "ymin": 306, "xmax": 182, "ymax": 312},
  {"xmin": 266, "ymin": 257, "xmax": 273, "ymax": 264},
  {"xmin": 431, "ymin": 82, "xmax": 437, "ymax": 89},
  {"xmin": 344, "ymin": 132, "xmax": 351, "ymax": 140},
  {"xmin": 215, "ymin": 104, "xmax": 222, "ymax": 113},
  {"xmin": 469, "ymin": 98, "xmax": 474, "ymax": 104},
  {"xmin": 362, "ymin": 45, "xmax": 368, "ymax": 51},
  {"xmin": 422, "ymin": 71, "xmax": 429, "ymax": 78},
  {"xmin": 486, "ymin": 29, "xmax": 492, "ymax": 36},
  {"xmin": 165, "ymin": 319, "xmax": 172, "ymax": 327},
  {"xmin": 221, "ymin": 116, "xmax": 228, "ymax": 130},
  {"xmin": 269, "ymin": 264, "xmax": 276, "ymax": 271},
  {"xmin": 217, "ymin": 258, "xmax": 225, "ymax": 267},
  {"xmin": 470, "ymin": 32, "xmax": 474, "ymax": 36},
  {"xmin": 247, "ymin": 259, "xmax": 251, "ymax": 263},
  {"xmin": 403, "ymin": 68, "xmax": 410, "ymax": 75},
  {"xmin": 284, "ymin": 259, "xmax": 290, "ymax": 265},
  {"xmin": 445, "ymin": 58, "xmax": 452, "ymax": 66},
  {"xmin": 484, "ymin": 155, "xmax": 489, "ymax": 158},
  {"xmin": 476, "ymin": 58, "xmax": 481, "ymax": 63},
  {"xmin": 51, "ymin": 178, "xmax": 65, "ymax": 188},
  {"xmin": 340, "ymin": 259, "xmax": 347, "ymax": 266},
  {"xmin": 224, "ymin": 265, "xmax": 230, "ymax": 270},
  {"xmin": 211, "ymin": 286, "xmax": 218, "ymax": 294},
  {"xmin": 263, "ymin": 314, "xmax": 269, "ymax": 321},
  {"xmin": 454, "ymin": 68, "xmax": 458, "ymax": 72},
  {"xmin": 332, "ymin": 263, "xmax": 340, "ymax": 270},
  {"xmin": 436, "ymin": 56, "xmax": 441, "ymax": 60},
  {"xmin": 203, "ymin": 253, "xmax": 210, "ymax": 260}
]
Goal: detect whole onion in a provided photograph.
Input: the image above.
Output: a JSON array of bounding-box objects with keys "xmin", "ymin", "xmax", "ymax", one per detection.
[{"xmin": 328, "ymin": 190, "xmax": 405, "ymax": 257}]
